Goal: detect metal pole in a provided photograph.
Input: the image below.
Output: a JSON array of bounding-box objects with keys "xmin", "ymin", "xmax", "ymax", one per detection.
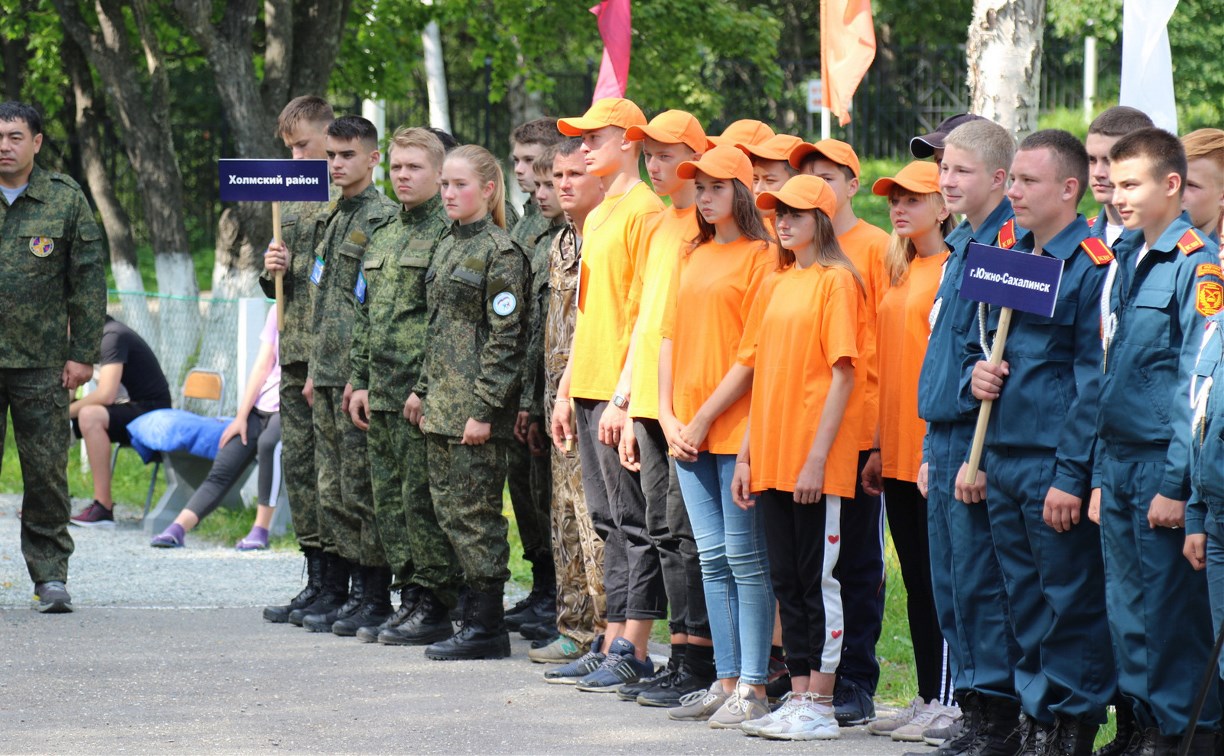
[
  {"xmin": 821, "ymin": 106, "xmax": 831, "ymax": 141},
  {"xmin": 1084, "ymin": 30, "xmax": 1098, "ymax": 124}
]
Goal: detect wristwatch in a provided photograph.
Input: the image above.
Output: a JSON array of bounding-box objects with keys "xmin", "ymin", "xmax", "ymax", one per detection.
[{"xmin": 611, "ymin": 393, "xmax": 629, "ymax": 410}]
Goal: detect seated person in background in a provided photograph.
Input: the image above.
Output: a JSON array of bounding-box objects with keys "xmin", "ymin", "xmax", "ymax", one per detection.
[
  {"xmin": 151, "ymin": 306, "xmax": 282, "ymax": 550},
  {"xmin": 70, "ymin": 316, "xmax": 172, "ymax": 528}
]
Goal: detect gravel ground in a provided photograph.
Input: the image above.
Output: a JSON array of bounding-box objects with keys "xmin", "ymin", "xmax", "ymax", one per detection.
[{"xmin": 0, "ymin": 494, "xmax": 919, "ymax": 754}]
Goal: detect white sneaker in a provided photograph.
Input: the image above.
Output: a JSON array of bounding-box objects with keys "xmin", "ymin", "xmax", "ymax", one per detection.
[
  {"xmin": 742, "ymin": 692, "xmax": 799, "ymax": 737},
  {"xmin": 868, "ymin": 695, "xmax": 923, "ymax": 736},
  {"xmin": 760, "ymin": 693, "xmax": 841, "ymax": 741},
  {"xmin": 912, "ymin": 702, "xmax": 962, "ymax": 744}
]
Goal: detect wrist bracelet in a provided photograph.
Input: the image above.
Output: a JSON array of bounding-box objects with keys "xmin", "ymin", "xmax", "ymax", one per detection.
[{"xmin": 867, "ymin": 447, "xmax": 881, "ymax": 454}]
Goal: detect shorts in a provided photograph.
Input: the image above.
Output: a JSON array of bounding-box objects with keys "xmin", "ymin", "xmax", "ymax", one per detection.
[{"xmin": 72, "ymin": 401, "xmax": 170, "ymax": 445}]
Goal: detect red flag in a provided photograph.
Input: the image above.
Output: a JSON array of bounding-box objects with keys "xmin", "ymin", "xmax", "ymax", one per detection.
[
  {"xmin": 820, "ymin": 0, "xmax": 876, "ymax": 127},
  {"xmin": 590, "ymin": 0, "xmax": 631, "ymax": 102}
]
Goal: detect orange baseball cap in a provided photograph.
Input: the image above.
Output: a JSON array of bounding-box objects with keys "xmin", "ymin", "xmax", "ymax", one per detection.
[
  {"xmin": 710, "ymin": 119, "xmax": 775, "ymax": 147},
  {"xmin": 676, "ymin": 144, "xmax": 754, "ymax": 189},
  {"xmin": 755, "ymin": 175, "xmax": 838, "ymax": 218},
  {"xmin": 739, "ymin": 133, "xmax": 806, "ymax": 162},
  {"xmin": 625, "ymin": 110, "xmax": 713, "ymax": 153},
  {"xmin": 789, "ymin": 138, "xmax": 861, "ymax": 178},
  {"xmin": 557, "ymin": 98, "xmax": 648, "ymax": 136},
  {"xmin": 872, "ymin": 161, "xmax": 941, "ymax": 196}
]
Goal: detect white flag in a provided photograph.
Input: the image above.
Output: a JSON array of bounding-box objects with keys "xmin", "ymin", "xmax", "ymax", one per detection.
[{"xmin": 1120, "ymin": 0, "xmax": 1179, "ymax": 133}]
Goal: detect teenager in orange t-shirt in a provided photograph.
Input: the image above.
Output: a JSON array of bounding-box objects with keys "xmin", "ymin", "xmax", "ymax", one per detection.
[
  {"xmin": 860, "ymin": 162, "xmax": 959, "ymax": 737},
  {"xmin": 655, "ymin": 145, "xmax": 775, "ymax": 726},
  {"xmin": 730, "ymin": 175, "xmax": 863, "ymax": 740},
  {"xmin": 793, "ymin": 139, "xmax": 888, "ymax": 721}
]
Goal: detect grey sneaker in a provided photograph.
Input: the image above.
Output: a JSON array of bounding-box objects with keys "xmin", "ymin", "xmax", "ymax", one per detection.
[
  {"xmin": 868, "ymin": 696, "xmax": 924, "ymax": 736},
  {"xmin": 528, "ymin": 634, "xmax": 586, "ymax": 664},
  {"xmin": 743, "ymin": 691, "xmax": 800, "ymax": 737},
  {"xmin": 709, "ymin": 682, "xmax": 770, "ymax": 729},
  {"xmin": 34, "ymin": 581, "xmax": 72, "ymax": 613},
  {"xmin": 922, "ymin": 707, "xmax": 964, "ymax": 745},
  {"xmin": 669, "ymin": 681, "xmax": 730, "ymax": 722},
  {"xmin": 894, "ymin": 700, "xmax": 957, "ymax": 742}
]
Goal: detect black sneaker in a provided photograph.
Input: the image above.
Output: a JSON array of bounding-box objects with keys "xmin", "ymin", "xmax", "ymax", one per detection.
[
  {"xmin": 834, "ymin": 679, "xmax": 877, "ymax": 726},
  {"xmin": 574, "ymin": 638, "xmax": 656, "ymax": 693},
  {"xmin": 519, "ymin": 621, "xmax": 558, "ymax": 641},
  {"xmin": 33, "ymin": 581, "xmax": 72, "ymax": 613},
  {"xmin": 765, "ymin": 654, "xmax": 791, "ymax": 701},
  {"xmin": 543, "ymin": 634, "xmax": 606, "ymax": 685},
  {"xmin": 70, "ymin": 501, "xmax": 115, "ymax": 529},
  {"xmin": 504, "ymin": 589, "xmax": 556, "ymax": 631},
  {"xmin": 617, "ymin": 656, "xmax": 677, "ymax": 701},
  {"xmin": 636, "ymin": 667, "xmax": 715, "ymax": 708}
]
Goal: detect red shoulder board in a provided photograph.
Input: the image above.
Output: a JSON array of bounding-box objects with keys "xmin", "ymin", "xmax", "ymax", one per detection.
[
  {"xmin": 1087, "ymin": 215, "xmax": 1098, "ymax": 228},
  {"xmin": 1179, "ymin": 228, "xmax": 1206, "ymax": 256},
  {"xmin": 1079, "ymin": 237, "xmax": 1114, "ymax": 266},
  {"xmin": 998, "ymin": 219, "xmax": 1018, "ymax": 249}
]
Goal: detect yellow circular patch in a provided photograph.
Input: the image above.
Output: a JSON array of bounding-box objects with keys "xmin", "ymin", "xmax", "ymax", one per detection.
[{"xmin": 29, "ymin": 237, "xmax": 54, "ymax": 257}]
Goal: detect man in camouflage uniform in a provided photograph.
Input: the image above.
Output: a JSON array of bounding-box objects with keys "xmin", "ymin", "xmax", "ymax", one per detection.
[
  {"xmin": 503, "ymin": 118, "xmax": 563, "ymax": 632},
  {"xmin": 347, "ymin": 127, "xmax": 459, "ymax": 645},
  {"xmin": 411, "ymin": 148, "xmax": 530, "ymax": 660},
  {"xmin": 0, "ymin": 101, "xmax": 106, "ymax": 613},
  {"xmin": 297, "ymin": 116, "xmax": 398, "ymax": 634},
  {"xmin": 534, "ymin": 139, "xmax": 610, "ymax": 666},
  {"xmin": 261, "ymin": 95, "xmax": 335, "ymax": 624}
]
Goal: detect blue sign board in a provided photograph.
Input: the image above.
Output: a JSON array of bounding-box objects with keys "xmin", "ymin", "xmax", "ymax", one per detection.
[
  {"xmin": 959, "ymin": 242, "xmax": 1064, "ymax": 317},
  {"xmin": 218, "ymin": 159, "xmax": 330, "ymax": 202}
]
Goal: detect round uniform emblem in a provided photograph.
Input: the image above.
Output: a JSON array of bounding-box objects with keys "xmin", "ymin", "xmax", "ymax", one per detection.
[
  {"xmin": 492, "ymin": 291, "xmax": 517, "ymax": 316},
  {"xmin": 29, "ymin": 237, "xmax": 54, "ymax": 257}
]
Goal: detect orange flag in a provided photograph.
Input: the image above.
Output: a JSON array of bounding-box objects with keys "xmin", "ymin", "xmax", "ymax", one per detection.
[{"xmin": 820, "ymin": 0, "xmax": 876, "ymax": 127}]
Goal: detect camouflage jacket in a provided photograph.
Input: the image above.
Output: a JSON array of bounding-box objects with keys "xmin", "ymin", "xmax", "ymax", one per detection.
[
  {"xmin": 519, "ymin": 218, "xmax": 565, "ymax": 416},
  {"xmin": 259, "ymin": 186, "xmax": 339, "ymax": 366},
  {"xmin": 543, "ymin": 223, "xmax": 581, "ymax": 396},
  {"xmin": 308, "ymin": 183, "xmax": 398, "ymax": 387},
  {"xmin": 510, "ymin": 197, "xmax": 550, "ymax": 253},
  {"xmin": 415, "ymin": 215, "xmax": 530, "ymax": 440},
  {"xmin": 0, "ymin": 166, "xmax": 105, "ymax": 368},
  {"xmin": 350, "ymin": 193, "xmax": 450, "ymax": 412}
]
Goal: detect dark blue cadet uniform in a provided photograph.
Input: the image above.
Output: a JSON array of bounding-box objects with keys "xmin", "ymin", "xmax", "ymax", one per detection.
[
  {"xmin": 917, "ymin": 198, "xmax": 1022, "ymax": 702},
  {"xmin": 1097, "ymin": 214, "xmax": 1222, "ymax": 735},
  {"xmin": 1188, "ymin": 312, "xmax": 1224, "ymax": 687},
  {"xmin": 978, "ymin": 217, "xmax": 1116, "ymax": 725}
]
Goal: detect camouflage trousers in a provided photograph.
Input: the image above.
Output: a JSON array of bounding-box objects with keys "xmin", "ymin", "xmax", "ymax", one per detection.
[
  {"xmin": 313, "ymin": 384, "xmax": 383, "ymax": 567},
  {"xmin": 424, "ymin": 433, "xmax": 510, "ymax": 594},
  {"xmin": 506, "ymin": 438, "xmax": 552, "ymax": 564},
  {"xmin": 2, "ymin": 368, "xmax": 72, "ymax": 584},
  {"xmin": 368, "ymin": 410, "xmax": 461, "ymax": 604},
  {"xmin": 550, "ymin": 443, "xmax": 607, "ymax": 646},
  {"xmin": 280, "ymin": 363, "xmax": 319, "ymax": 551}
]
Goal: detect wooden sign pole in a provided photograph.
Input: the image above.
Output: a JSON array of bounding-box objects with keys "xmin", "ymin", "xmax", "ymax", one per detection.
[
  {"xmin": 964, "ymin": 306, "xmax": 1013, "ymax": 485},
  {"xmin": 272, "ymin": 200, "xmax": 284, "ymax": 331}
]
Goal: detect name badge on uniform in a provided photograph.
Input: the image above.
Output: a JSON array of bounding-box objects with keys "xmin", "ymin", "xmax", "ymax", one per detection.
[
  {"xmin": 29, "ymin": 237, "xmax": 54, "ymax": 257},
  {"xmin": 492, "ymin": 291, "xmax": 517, "ymax": 316},
  {"xmin": 354, "ymin": 271, "xmax": 367, "ymax": 304},
  {"xmin": 310, "ymin": 255, "xmax": 325, "ymax": 286}
]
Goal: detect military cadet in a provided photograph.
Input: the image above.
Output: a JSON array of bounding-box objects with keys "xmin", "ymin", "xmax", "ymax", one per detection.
[
  {"xmin": 1095, "ymin": 127, "xmax": 1223, "ymax": 755},
  {"xmin": 535, "ymin": 138, "xmax": 611, "ymax": 669},
  {"xmin": 296, "ymin": 116, "xmax": 398, "ymax": 634},
  {"xmin": 504, "ymin": 122, "xmax": 566, "ymax": 636},
  {"xmin": 345, "ymin": 127, "xmax": 460, "ymax": 644},
  {"xmin": 1084, "ymin": 106, "xmax": 1154, "ymax": 248},
  {"xmin": 968, "ymin": 130, "xmax": 1116, "ymax": 754},
  {"xmin": 261, "ymin": 96, "xmax": 336, "ymax": 624},
  {"xmin": 1181, "ymin": 128, "xmax": 1224, "ymax": 242},
  {"xmin": 913, "ymin": 118, "xmax": 1022, "ymax": 756},
  {"xmin": 908, "ymin": 113, "xmax": 984, "ymax": 168},
  {"xmin": 0, "ymin": 101, "xmax": 105, "ymax": 613},
  {"xmin": 412, "ymin": 144, "xmax": 530, "ymax": 661}
]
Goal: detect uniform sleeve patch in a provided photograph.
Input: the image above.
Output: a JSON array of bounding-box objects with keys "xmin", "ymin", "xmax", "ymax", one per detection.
[
  {"xmin": 1080, "ymin": 237, "xmax": 1114, "ymax": 266},
  {"xmin": 1179, "ymin": 229, "xmax": 1206, "ymax": 256},
  {"xmin": 998, "ymin": 219, "xmax": 1018, "ymax": 249},
  {"xmin": 492, "ymin": 291, "xmax": 517, "ymax": 316},
  {"xmin": 1198, "ymin": 263, "xmax": 1223, "ymax": 279},
  {"xmin": 1198, "ymin": 281, "xmax": 1223, "ymax": 317}
]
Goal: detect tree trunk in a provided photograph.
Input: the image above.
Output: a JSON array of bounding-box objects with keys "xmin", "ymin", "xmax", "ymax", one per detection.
[{"xmin": 966, "ymin": 0, "xmax": 1046, "ymax": 139}]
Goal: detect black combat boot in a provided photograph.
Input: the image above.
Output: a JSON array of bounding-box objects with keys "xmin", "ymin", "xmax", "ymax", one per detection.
[
  {"xmin": 1179, "ymin": 730, "xmax": 1219, "ymax": 756},
  {"xmin": 264, "ymin": 547, "xmax": 324, "ymax": 623},
  {"xmin": 380, "ymin": 588, "xmax": 453, "ymax": 645},
  {"xmin": 1125, "ymin": 726, "xmax": 1185, "ymax": 756},
  {"xmin": 289, "ymin": 552, "xmax": 349, "ymax": 626},
  {"xmin": 356, "ymin": 584, "xmax": 423, "ymax": 643},
  {"xmin": 1046, "ymin": 715, "xmax": 1099, "ymax": 756},
  {"xmin": 1094, "ymin": 701, "xmax": 1138, "ymax": 756},
  {"xmin": 425, "ymin": 589, "xmax": 511, "ymax": 660},
  {"xmin": 302, "ymin": 557, "xmax": 358, "ymax": 631},
  {"xmin": 1014, "ymin": 714, "xmax": 1055, "ymax": 756},
  {"xmin": 966, "ymin": 695, "xmax": 1022, "ymax": 756},
  {"xmin": 332, "ymin": 566, "xmax": 393, "ymax": 637},
  {"xmin": 505, "ymin": 560, "xmax": 557, "ymax": 631},
  {"xmin": 449, "ymin": 584, "xmax": 470, "ymax": 622}
]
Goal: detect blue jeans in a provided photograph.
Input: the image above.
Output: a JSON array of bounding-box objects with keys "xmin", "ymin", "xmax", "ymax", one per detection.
[{"xmin": 676, "ymin": 452, "xmax": 774, "ymax": 684}]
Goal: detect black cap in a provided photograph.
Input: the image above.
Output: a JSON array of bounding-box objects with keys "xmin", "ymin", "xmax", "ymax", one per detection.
[{"xmin": 909, "ymin": 113, "xmax": 986, "ymax": 159}]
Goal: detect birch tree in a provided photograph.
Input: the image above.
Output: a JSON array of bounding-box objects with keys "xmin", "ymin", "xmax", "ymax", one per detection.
[{"xmin": 966, "ymin": 0, "xmax": 1046, "ymax": 138}]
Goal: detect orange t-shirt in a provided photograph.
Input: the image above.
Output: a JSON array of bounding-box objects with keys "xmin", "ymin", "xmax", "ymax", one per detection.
[
  {"xmin": 570, "ymin": 182, "xmax": 664, "ymax": 401},
  {"xmin": 629, "ymin": 206, "xmax": 698, "ymax": 420},
  {"xmin": 875, "ymin": 251, "xmax": 948, "ymax": 482},
  {"xmin": 738, "ymin": 263, "xmax": 862, "ymax": 498},
  {"xmin": 839, "ymin": 219, "xmax": 889, "ymax": 450},
  {"xmin": 662, "ymin": 235, "xmax": 774, "ymax": 453}
]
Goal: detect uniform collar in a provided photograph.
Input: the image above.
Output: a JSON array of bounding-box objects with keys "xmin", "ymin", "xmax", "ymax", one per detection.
[
  {"xmin": 16, "ymin": 165, "xmax": 51, "ymax": 204},
  {"xmin": 970, "ymin": 197, "xmax": 1017, "ymax": 245},
  {"xmin": 338, "ymin": 182, "xmax": 381, "ymax": 210},
  {"xmin": 1149, "ymin": 211, "xmax": 1197, "ymax": 254},
  {"xmin": 522, "ymin": 196, "xmax": 540, "ymax": 217},
  {"xmin": 400, "ymin": 192, "xmax": 443, "ymax": 225},
  {"xmin": 1015, "ymin": 215, "xmax": 1090, "ymax": 260},
  {"xmin": 452, "ymin": 214, "xmax": 492, "ymax": 239}
]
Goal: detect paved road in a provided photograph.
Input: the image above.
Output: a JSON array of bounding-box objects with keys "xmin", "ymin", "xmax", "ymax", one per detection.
[{"xmin": 0, "ymin": 496, "xmax": 919, "ymax": 754}]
